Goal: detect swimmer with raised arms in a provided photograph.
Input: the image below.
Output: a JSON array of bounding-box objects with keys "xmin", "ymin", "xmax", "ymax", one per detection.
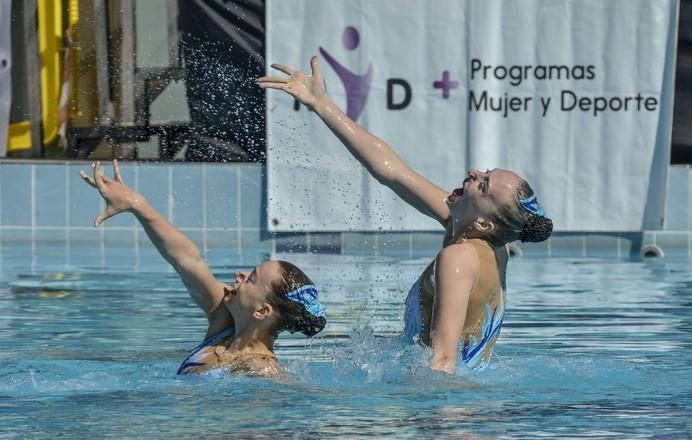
[
  {"xmin": 260, "ymin": 57, "xmax": 552, "ymax": 373},
  {"xmin": 80, "ymin": 160, "xmax": 326, "ymax": 377}
]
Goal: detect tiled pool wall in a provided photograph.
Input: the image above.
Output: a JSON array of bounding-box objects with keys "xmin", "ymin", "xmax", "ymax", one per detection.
[{"xmin": 0, "ymin": 161, "xmax": 690, "ymax": 260}]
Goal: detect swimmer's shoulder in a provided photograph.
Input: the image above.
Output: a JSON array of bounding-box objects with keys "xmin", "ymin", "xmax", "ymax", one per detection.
[{"xmin": 435, "ymin": 241, "xmax": 482, "ymax": 276}]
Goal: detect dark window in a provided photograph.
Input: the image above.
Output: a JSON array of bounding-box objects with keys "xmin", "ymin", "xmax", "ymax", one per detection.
[{"xmin": 672, "ymin": 0, "xmax": 692, "ymax": 164}]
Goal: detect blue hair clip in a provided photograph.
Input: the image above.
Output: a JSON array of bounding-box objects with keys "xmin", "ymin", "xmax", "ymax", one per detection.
[
  {"xmin": 286, "ymin": 284, "xmax": 326, "ymax": 319},
  {"xmin": 520, "ymin": 194, "xmax": 546, "ymax": 217}
]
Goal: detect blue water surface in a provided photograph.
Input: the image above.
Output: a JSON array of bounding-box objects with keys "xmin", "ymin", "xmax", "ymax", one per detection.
[{"xmin": 0, "ymin": 243, "xmax": 691, "ymax": 438}]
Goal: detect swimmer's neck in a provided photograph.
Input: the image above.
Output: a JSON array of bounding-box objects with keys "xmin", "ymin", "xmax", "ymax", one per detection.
[
  {"xmin": 450, "ymin": 217, "xmax": 472, "ymax": 241},
  {"xmin": 228, "ymin": 326, "xmax": 275, "ymax": 355},
  {"xmin": 448, "ymin": 219, "xmax": 492, "ymax": 248}
]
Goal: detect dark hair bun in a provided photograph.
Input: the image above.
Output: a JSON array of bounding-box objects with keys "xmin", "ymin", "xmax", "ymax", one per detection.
[
  {"xmin": 519, "ymin": 215, "xmax": 553, "ymax": 243},
  {"xmin": 280, "ymin": 300, "xmax": 326, "ymax": 337},
  {"xmin": 294, "ymin": 313, "xmax": 326, "ymax": 337}
]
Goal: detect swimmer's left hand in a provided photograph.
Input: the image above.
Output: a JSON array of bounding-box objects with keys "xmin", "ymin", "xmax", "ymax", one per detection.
[
  {"xmin": 80, "ymin": 160, "xmax": 143, "ymax": 227},
  {"xmin": 258, "ymin": 56, "xmax": 327, "ymax": 111}
]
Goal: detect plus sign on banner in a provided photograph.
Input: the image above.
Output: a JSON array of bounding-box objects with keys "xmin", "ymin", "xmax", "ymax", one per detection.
[{"xmin": 266, "ymin": 0, "xmax": 677, "ymax": 232}]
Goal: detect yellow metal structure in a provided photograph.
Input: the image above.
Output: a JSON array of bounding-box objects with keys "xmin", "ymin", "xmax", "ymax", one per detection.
[
  {"xmin": 7, "ymin": 0, "xmax": 78, "ymax": 153},
  {"xmin": 7, "ymin": 121, "xmax": 31, "ymax": 150}
]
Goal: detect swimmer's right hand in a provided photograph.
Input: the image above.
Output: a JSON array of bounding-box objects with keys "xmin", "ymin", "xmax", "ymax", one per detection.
[
  {"xmin": 80, "ymin": 160, "xmax": 143, "ymax": 227},
  {"xmin": 258, "ymin": 56, "xmax": 327, "ymax": 111}
]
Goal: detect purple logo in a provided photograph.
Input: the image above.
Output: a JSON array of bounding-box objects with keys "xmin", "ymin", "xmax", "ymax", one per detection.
[
  {"xmin": 293, "ymin": 27, "xmax": 457, "ymax": 116},
  {"xmin": 319, "ymin": 26, "xmax": 373, "ymax": 121}
]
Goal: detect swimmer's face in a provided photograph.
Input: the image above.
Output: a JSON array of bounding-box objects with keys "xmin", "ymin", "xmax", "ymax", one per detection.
[
  {"xmin": 223, "ymin": 260, "xmax": 282, "ymax": 324},
  {"xmin": 447, "ymin": 168, "xmax": 521, "ymax": 225}
]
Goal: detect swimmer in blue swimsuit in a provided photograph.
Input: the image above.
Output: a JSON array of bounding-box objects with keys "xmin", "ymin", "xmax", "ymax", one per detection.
[
  {"xmin": 81, "ymin": 161, "xmax": 326, "ymax": 377},
  {"xmin": 403, "ymin": 241, "xmax": 507, "ymax": 371},
  {"xmin": 261, "ymin": 57, "xmax": 553, "ymax": 373}
]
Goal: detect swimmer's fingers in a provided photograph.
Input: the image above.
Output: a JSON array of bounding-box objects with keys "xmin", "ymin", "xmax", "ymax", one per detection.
[
  {"xmin": 92, "ymin": 161, "xmax": 106, "ymax": 189},
  {"xmin": 257, "ymin": 76, "xmax": 288, "ymax": 84},
  {"xmin": 112, "ymin": 159, "xmax": 124, "ymax": 183},
  {"xmin": 258, "ymin": 82, "xmax": 289, "ymax": 92},
  {"xmin": 93, "ymin": 161, "xmax": 114, "ymax": 188},
  {"xmin": 94, "ymin": 208, "xmax": 116, "ymax": 228},
  {"xmin": 270, "ymin": 63, "xmax": 297, "ymax": 76},
  {"xmin": 309, "ymin": 56, "xmax": 322, "ymax": 77},
  {"xmin": 79, "ymin": 170, "xmax": 97, "ymax": 188}
]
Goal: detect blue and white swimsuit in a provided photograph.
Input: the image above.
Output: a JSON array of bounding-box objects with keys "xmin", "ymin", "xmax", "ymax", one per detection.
[
  {"xmin": 177, "ymin": 326, "xmax": 235, "ymax": 375},
  {"xmin": 403, "ymin": 272, "xmax": 504, "ymax": 371}
]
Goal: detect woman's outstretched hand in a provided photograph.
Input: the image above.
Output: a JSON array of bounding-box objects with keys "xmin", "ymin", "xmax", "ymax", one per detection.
[
  {"xmin": 258, "ymin": 56, "xmax": 327, "ymax": 111},
  {"xmin": 80, "ymin": 160, "xmax": 141, "ymax": 227}
]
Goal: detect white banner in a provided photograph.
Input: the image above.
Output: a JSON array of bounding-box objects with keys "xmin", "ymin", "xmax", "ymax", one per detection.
[
  {"xmin": 0, "ymin": 0, "xmax": 11, "ymax": 157},
  {"xmin": 266, "ymin": 0, "xmax": 677, "ymax": 232}
]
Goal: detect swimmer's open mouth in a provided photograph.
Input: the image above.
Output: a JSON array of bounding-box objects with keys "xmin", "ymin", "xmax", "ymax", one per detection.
[
  {"xmin": 447, "ymin": 188, "xmax": 462, "ymax": 204},
  {"xmin": 448, "ymin": 180, "xmax": 469, "ymax": 202},
  {"xmin": 448, "ymin": 176, "xmax": 472, "ymax": 203}
]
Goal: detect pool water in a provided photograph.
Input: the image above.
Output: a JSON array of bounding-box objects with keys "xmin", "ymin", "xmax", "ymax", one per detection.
[{"xmin": 1, "ymin": 243, "xmax": 691, "ymax": 438}]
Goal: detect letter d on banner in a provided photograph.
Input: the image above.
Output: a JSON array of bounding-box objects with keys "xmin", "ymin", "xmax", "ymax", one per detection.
[
  {"xmin": 0, "ymin": 0, "xmax": 11, "ymax": 157},
  {"xmin": 387, "ymin": 79, "xmax": 411, "ymax": 110}
]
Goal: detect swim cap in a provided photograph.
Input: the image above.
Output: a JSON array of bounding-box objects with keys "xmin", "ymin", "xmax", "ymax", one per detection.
[
  {"xmin": 286, "ymin": 284, "xmax": 326, "ymax": 318},
  {"xmin": 519, "ymin": 194, "xmax": 546, "ymax": 217}
]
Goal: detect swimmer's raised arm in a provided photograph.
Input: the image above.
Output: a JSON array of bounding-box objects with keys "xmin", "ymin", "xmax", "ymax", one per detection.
[
  {"xmin": 259, "ymin": 56, "xmax": 451, "ymax": 227},
  {"xmin": 80, "ymin": 161, "xmax": 232, "ymax": 336}
]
